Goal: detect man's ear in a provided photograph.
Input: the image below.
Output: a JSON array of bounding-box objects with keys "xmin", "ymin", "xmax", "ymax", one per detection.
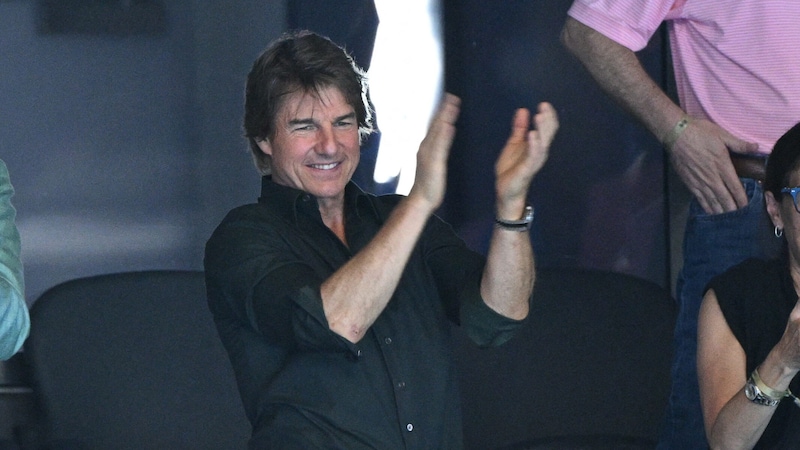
[{"xmin": 256, "ymin": 138, "xmax": 273, "ymax": 156}]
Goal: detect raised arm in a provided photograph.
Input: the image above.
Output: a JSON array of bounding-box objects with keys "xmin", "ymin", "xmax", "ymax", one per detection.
[
  {"xmin": 560, "ymin": 17, "xmax": 755, "ymax": 214},
  {"xmin": 321, "ymin": 94, "xmax": 461, "ymax": 343},
  {"xmin": 698, "ymin": 290, "xmax": 800, "ymax": 449},
  {"xmin": 480, "ymin": 103, "xmax": 558, "ymax": 319}
]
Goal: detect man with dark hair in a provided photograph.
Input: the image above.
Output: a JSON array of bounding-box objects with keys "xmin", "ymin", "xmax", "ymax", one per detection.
[
  {"xmin": 242, "ymin": 31, "xmax": 373, "ymax": 177},
  {"xmin": 205, "ymin": 31, "xmax": 558, "ymax": 448}
]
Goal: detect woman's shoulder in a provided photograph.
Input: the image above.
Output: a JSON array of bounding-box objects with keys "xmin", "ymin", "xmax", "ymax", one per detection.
[
  {"xmin": 708, "ymin": 257, "xmax": 784, "ymax": 310},
  {"xmin": 710, "ymin": 257, "xmax": 785, "ymax": 319},
  {"xmin": 713, "ymin": 257, "xmax": 778, "ymax": 286}
]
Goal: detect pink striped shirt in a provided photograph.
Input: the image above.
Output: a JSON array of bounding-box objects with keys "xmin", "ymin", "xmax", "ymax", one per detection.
[{"xmin": 568, "ymin": 0, "xmax": 800, "ymax": 154}]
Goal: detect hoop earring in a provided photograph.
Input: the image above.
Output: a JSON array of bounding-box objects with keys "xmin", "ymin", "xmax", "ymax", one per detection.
[{"xmin": 775, "ymin": 226, "xmax": 784, "ymax": 238}]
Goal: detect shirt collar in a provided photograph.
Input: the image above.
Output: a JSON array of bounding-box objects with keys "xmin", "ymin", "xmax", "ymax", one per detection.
[{"xmin": 257, "ymin": 176, "xmax": 381, "ymax": 224}]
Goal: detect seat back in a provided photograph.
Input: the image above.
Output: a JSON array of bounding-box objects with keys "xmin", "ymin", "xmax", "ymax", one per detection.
[
  {"xmin": 24, "ymin": 271, "xmax": 250, "ymax": 450},
  {"xmin": 454, "ymin": 268, "xmax": 676, "ymax": 450}
]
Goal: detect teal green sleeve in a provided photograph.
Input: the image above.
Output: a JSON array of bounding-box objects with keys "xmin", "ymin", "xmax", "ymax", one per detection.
[{"xmin": 0, "ymin": 160, "xmax": 29, "ymax": 360}]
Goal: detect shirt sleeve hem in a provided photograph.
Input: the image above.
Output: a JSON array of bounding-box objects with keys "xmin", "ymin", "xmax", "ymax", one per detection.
[
  {"xmin": 459, "ymin": 289, "xmax": 527, "ymax": 348},
  {"xmin": 567, "ymin": 1, "xmax": 658, "ymax": 52}
]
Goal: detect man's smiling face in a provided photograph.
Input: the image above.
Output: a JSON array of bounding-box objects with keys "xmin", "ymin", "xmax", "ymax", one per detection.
[{"xmin": 258, "ymin": 86, "xmax": 360, "ymax": 206}]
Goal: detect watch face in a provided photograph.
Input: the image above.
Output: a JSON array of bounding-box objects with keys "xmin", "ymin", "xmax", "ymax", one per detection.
[
  {"xmin": 745, "ymin": 380, "xmax": 757, "ymax": 401},
  {"xmin": 523, "ymin": 206, "xmax": 534, "ymax": 223},
  {"xmin": 745, "ymin": 378, "xmax": 780, "ymax": 406}
]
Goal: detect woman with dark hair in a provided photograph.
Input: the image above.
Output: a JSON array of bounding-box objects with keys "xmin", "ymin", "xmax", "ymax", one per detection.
[{"xmin": 698, "ymin": 122, "xmax": 800, "ymax": 449}]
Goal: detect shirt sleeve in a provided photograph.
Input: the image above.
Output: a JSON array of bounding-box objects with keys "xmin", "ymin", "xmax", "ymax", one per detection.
[
  {"xmin": 423, "ymin": 216, "xmax": 526, "ymax": 348},
  {"xmin": 204, "ymin": 208, "xmax": 352, "ymax": 354},
  {"xmin": 0, "ymin": 160, "xmax": 29, "ymax": 360},
  {"xmin": 567, "ymin": 0, "xmax": 679, "ymax": 52},
  {"xmin": 252, "ymin": 261, "xmax": 355, "ymax": 353}
]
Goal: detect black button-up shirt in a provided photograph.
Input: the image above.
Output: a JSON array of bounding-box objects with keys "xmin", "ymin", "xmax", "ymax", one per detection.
[{"xmin": 204, "ymin": 177, "xmax": 525, "ymax": 449}]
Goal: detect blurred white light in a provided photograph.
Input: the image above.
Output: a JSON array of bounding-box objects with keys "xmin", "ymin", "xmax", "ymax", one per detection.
[{"xmin": 369, "ymin": 0, "xmax": 443, "ymax": 194}]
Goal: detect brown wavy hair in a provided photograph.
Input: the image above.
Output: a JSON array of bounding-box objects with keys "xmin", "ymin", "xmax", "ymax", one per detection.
[{"xmin": 243, "ymin": 30, "xmax": 373, "ymax": 175}]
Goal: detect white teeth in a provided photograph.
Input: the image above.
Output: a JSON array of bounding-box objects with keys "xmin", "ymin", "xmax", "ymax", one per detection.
[{"xmin": 311, "ymin": 163, "xmax": 338, "ymax": 170}]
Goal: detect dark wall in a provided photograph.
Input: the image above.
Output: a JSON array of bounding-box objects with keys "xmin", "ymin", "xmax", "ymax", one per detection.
[{"xmin": 0, "ymin": 1, "xmax": 285, "ymax": 303}]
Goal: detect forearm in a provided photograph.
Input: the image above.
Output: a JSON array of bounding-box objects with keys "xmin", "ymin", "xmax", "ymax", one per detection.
[
  {"xmin": 480, "ymin": 202, "xmax": 533, "ymax": 320},
  {"xmin": 321, "ymin": 195, "xmax": 433, "ymax": 342},
  {"xmin": 708, "ymin": 392, "xmax": 774, "ymax": 449},
  {"xmin": 708, "ymin": 352, "xmax": 798, "ymax": 448},
  {"xmin": 561, "ymin": 17, "xmax": 684, "ymax": 143},
  {"xmin": 322, "ymin": 94, "xmax": 458, "ymax": 343}
]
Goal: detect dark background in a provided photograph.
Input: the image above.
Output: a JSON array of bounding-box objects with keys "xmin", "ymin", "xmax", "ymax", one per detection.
[{"xmin": 441, "ymin": 0, "xmax": 670, "ymax": 285}]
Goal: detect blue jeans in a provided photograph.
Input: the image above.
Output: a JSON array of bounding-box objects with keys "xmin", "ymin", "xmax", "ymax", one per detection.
[{"xmin": 657, "ymin": 179, "xmax": 782, "ymax": 449}]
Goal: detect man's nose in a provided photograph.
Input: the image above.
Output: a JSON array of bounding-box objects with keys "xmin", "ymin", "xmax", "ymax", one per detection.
[{"xmin": 317, "ymin": 126, "xmax": 337, "ymax": 154}]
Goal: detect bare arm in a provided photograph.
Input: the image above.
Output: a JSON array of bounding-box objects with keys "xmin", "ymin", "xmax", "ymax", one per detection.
[
  {"xmin": 321, "ymin": 94, "xmax": 460, "ymax": 343},
  {"xmin": 698, "ymin": 290, "xmax": 800, "ymax": 449},
  {"xmin": 481, "ymin": 103, "xmax": 558, "ymax": 319},
  {"xmin": 560, "ymin": 17, "xmax": 756, "ymax": 214}
]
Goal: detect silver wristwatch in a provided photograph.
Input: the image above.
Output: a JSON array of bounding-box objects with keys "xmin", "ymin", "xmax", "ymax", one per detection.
[
  {"xmin": 495, "ymin": 206, "xmax": 534, "ymax": 231},
  {"xmin": 744, "ymin": 375, "xmax": 781, "ymax": 407}
]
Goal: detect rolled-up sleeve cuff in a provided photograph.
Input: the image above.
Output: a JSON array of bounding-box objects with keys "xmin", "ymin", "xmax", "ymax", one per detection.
[
  {"xmin": 460, "ymin": 288, "xmax": 527, "ymax": 348},
  {"xmin": 295, "ymin": 286, "xmax": 362, "ymax": 356}
]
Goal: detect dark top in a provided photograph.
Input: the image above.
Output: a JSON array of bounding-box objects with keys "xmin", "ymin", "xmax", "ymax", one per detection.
[
  {"xmin": 204, "ymin": 177, "xmax": 525, "ymax": 449},
  {"xmin": 707, "ymin": 256, "xmax": 800, "ymax": 449}
]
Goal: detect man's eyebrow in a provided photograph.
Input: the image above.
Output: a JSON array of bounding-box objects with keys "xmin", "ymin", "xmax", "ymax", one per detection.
[
  {"xmin": 335, "ymin": 112, "xmax": 357, "ymax": 122},
  {"xmin": 286, "ymin": 112, "xmax": 355, "ymax": 127},
  {"xmin": 287, "ymin": 118, "xmax": 315, "ymax": 127}
]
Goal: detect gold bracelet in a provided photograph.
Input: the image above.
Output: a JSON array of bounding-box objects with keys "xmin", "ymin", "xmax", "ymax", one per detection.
[
  {"xmin": 752, "ymin": 368, "xmax": 789, "ymax": 401},
  {"xmin": 663, "ymin": 115, "xmax": 690, "ymax": 151}
]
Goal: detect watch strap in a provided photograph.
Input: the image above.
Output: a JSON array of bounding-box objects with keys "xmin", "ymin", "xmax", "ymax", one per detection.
[
  {"xmin": 746, "ymin": 369, "xmax": 790, "ymax": 407},
  {"xmin": 495, "ymin": 206, "xmax": 534, "ymax": 231},
  {"xmin": 746, "ymin": 377, "xmax": 781, "ymax": 407}
]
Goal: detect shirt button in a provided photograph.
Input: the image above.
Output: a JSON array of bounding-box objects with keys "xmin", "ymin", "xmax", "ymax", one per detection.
[
  {"xmin": 348, "ymin": 349, "xmax": 362, "ymax": 361},
  {"xmin": 396, "ymin": 381, "xmax": 406, "ymax": 389},
  {"xmin": 384, "ymin": 337, "xmax": 392, "ymax": 345},
  {"xmin": 301, "ymin": 194, "xmax": 311, "ymax": 202},
  {"xmin": 406, "ymin": 423, "xmax": 413, "ymax": 432}
]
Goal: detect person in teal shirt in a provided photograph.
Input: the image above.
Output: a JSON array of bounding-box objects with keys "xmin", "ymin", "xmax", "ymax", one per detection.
[{"xmin": 0, "ymin": 159, "xmax": 28, "ymax": 360}]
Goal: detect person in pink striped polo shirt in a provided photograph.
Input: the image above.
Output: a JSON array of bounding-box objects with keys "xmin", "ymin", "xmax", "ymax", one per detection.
[{"xmin": 561, "ymin": 1, "xmax": 800, "ymax": 448}]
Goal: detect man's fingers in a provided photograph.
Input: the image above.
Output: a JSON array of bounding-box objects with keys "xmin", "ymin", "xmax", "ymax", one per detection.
[
  {"xmin": 508, "ymin": 108, "xmax": 531, "ymax": 144},
  {"xmin": 433, "ymin": 93, "xmax": 461, "ymax": 127},
  {"xmin": 689, "ymin": 172, "xmax": 745, "ymax": 215},
  {"xmin": 423, "ymin": 94, "xmax": 460, "ymax": 153},
  {"xmin": 533, "ymin": 102, "xmax": 559, "ymax": 147}
]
